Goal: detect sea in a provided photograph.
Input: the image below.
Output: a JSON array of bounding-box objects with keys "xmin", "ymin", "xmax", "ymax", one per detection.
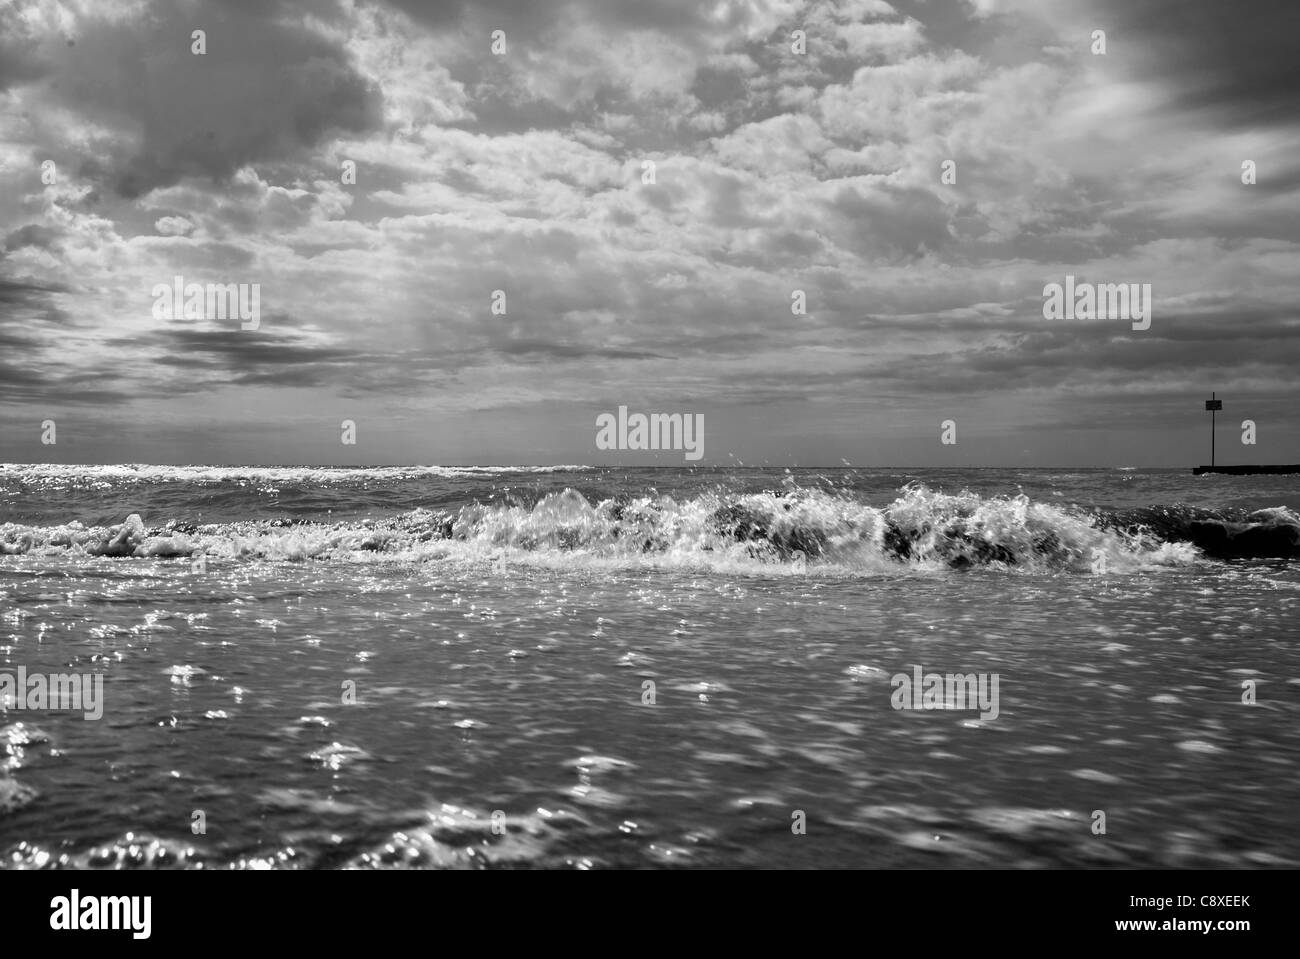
[{"xmin": 1, "ymin": 464, "xmax": 1298, "ymax": 869}]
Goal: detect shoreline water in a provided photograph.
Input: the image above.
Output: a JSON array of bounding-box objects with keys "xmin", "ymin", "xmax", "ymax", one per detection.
[{"xmin": 3, "ymin": 465, "xmax": 1298, "ymax": 869}]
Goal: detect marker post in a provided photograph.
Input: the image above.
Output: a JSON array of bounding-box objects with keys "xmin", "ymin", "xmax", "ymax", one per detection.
[{"xmin": 1205, "ymin": 392, "xmax": 1222, "ymax": 467}]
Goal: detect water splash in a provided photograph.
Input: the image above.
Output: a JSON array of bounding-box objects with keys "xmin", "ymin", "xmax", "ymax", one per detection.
[{"xmin": 0, "ymin": 483, "xmax": 1237, "ymax": 572}]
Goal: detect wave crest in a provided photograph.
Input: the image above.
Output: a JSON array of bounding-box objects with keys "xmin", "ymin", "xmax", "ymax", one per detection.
[{"xmin": 4, "ymin": 484, "xmax": 1265, "ymax": 572}]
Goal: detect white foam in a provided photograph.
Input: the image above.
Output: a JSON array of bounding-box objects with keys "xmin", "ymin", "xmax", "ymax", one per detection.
[{"xmin": 0, "ymin": 484, "xmax": 1205, "ymax": 575}]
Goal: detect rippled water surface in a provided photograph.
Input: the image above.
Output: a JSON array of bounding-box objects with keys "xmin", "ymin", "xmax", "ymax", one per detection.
[{"xmin": 2, "ymin": 466, "xmax": 1298, "ymax": 868}]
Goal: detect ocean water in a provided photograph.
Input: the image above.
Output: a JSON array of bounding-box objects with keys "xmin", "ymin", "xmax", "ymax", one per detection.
[{"xmin": 1, "ymin": 465, "xmax": 1298, "ymax": 869}]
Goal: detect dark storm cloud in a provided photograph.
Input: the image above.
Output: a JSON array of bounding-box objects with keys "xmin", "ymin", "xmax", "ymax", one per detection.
[
  {"xmin": 1096, "ymin": 0, "xmax": 1300, "ymax": 125},
  {"xmin": 0, "ymin": 275, "xmax": 138, "ymax": 405},
  {"xmin": 0, "ymin": 276, "xmax": 66, "ymax": 308},
  {"xmin": 824, "ymin": 182, "xmax": 953, "ymax": 258},
  {"xmin": 3, "ymin": 225, "xmax": 63, "ymax": 253},
  {"xmin": 108, "ymin": 327, "xmax": 358, "ymax": 385},
  {"xmin": 147, "ymin": 329, "xmax": 356, "ymax": 367},
  {"xmin": 0, "ymin": 358, "xmax": 137, "ymax": 404},
  {"xmin": 0, "ymin": 276, "xmax": 81, "ymax": 336},
  {"xmin": 0, "ymin": 3, "xmax": 53, "ymax": 91},
  {"xmin": 0, "ymin": 42, "xmax": 46, "ymax": 92},
  {"xmin": 105, "ymin": 325, "xmax": 460, "ymax": 396},
  {"xmin": 31, "ymin": 2, "xmax": 383, "ymax": 198}
]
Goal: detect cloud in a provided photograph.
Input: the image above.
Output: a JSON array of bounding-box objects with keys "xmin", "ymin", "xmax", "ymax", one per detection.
[
  {"xmin": 10, "ymin": 0, "xmax": 383, "ymax": 199},
  {"xmin": 1094, "ymin": 0, "xmax": 1300, "ymax": 125},
  {"xmin": 154, "ymin": 216, "xmax": 195, "ymax": 236},
  {"xmin": 0, "ymin": 0, "xmax": 1296, "ymax": 465},
  {"xmin": 3, "ymin": 224, "xmax": 63, "ymax": 253}
]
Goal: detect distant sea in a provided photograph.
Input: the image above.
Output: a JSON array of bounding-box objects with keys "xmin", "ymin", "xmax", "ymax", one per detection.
[{"xmin": 2, "ymin": 465, "xmax": 1298, "ymax": 868}]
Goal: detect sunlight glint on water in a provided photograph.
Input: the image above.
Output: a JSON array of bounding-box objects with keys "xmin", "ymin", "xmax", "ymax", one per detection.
[{"xmin": 2, "ymin": 466, "xmax": 1298, "ymax": 868}]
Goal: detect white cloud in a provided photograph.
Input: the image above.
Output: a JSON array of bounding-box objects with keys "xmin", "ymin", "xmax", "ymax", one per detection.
[{"xmin": 154, "ymin": 215, "xmax": 194, "ymax": 236}]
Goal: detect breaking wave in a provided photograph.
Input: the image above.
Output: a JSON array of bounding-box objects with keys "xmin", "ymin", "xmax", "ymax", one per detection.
[{"xmin": 5, "ymin": 483, "xmax": 1288, "ymax": 573}]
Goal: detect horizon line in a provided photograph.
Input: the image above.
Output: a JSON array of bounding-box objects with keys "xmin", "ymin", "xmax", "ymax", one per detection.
[{"xmin": 1, "ymin": 462, "xmax": 1201, "ymax": 471}]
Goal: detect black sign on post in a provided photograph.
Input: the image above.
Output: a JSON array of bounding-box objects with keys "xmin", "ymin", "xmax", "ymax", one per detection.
[{"xmin": 1206, "ymin": 392, "xmax": 1221, "ymax": 466}]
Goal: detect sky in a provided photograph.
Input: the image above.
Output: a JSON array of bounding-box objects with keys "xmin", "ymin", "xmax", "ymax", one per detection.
[{"xmin": 0, "ymin": 0, "xmax": 1297, "ymax": 467}]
